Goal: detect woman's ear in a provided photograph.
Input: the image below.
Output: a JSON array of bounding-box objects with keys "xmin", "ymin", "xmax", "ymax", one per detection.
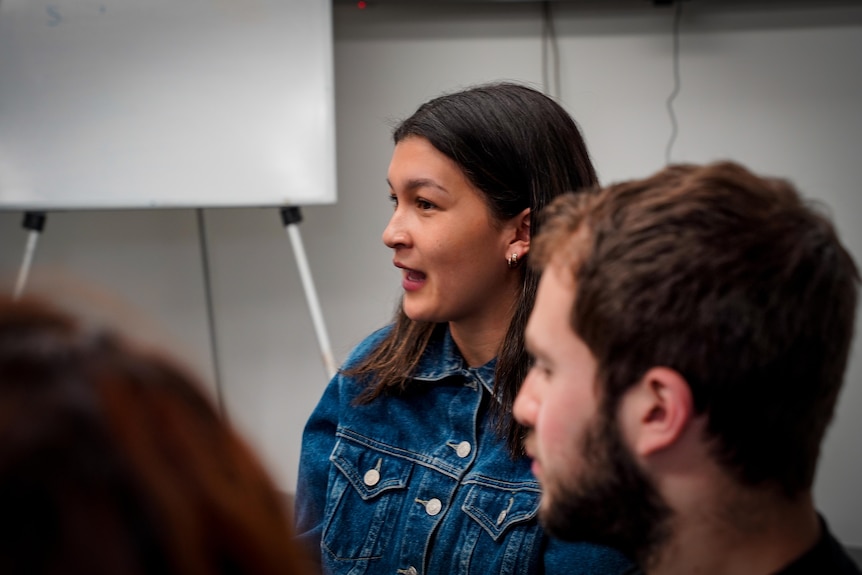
[
  {"xmin": 509, "ymin": 208, "xmax": 531, "ymax": 252},
  {"xmin": 620, "ymin": 367, "xmax": 694, "ymax": 458}
]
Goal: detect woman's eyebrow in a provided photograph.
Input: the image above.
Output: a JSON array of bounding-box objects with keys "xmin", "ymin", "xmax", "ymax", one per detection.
[{"xmin": 387, "ymin": 178, "xmax": 450, "ymax": 195}]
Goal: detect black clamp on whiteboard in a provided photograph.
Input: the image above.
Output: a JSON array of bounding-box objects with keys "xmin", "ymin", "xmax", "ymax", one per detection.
[
  {"xmin": 14, "ymin": 211, "xmax": 47, "ymax": 299},
  {"xmin": 280, "ymin": 206, "xmax": 337, "ymax": 379}
]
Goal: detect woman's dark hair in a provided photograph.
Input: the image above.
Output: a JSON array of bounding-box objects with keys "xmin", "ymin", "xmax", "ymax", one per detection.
[
  {"xmin": 0, "ymin": 295, "xmax": 313, "ymax": 575},
  {"xmin": 348, "ymin": 82, "xmax": 598, "ymax": 454}
]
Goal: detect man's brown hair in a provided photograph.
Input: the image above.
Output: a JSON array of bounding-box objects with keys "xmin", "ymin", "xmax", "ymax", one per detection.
[{"xmin": 533, "ymin": 161, "xmax": 859, "ymax": 497}]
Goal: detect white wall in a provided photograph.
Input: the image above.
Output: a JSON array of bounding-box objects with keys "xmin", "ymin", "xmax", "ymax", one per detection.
[{"xmin": 1, "ymin": 0, "xmax": 861, "ymax": 546}]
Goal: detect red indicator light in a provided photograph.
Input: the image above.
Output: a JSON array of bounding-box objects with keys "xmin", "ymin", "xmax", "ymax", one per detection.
[{"xmin": 357, "ymin": 0, "xmax": 367, "ymax": 8}]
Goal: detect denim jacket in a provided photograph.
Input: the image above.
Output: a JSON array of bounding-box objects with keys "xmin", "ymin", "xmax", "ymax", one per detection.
[{"xmin": 295, "ymin": 325, "xmax": 633, "ymax": 575}]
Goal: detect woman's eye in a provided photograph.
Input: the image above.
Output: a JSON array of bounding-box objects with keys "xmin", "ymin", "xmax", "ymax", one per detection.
[
  {"xmin": 417, "ymin": 198, "xmax": 435, "ymax": 210},
  {"xmin": 388, "ymin": 194, "xmax": 398, "ymax": 208}
]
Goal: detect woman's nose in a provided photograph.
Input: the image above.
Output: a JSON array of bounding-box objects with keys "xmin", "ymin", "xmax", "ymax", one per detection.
[{"xmin": 382, "ymin": 211, "xmax": 409, "ymax": 249}]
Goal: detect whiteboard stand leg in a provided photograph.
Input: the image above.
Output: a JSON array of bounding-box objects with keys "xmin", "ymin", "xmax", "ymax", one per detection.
[
  {"xmin": 195, "ymin": 208, "xmax": 228, "ymax": 417},
  {"xmin": 280, "ymin": 207, "xmax": 337, "ymax": 380},
  {"xmin": 14, "ymin": 212, "xmax": 47, "ymax": 300}
]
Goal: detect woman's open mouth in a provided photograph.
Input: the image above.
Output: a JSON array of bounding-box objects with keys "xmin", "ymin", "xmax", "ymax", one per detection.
[{"xmin": 402, "ymin": 268, "xmax": 426, "ymax": 291}]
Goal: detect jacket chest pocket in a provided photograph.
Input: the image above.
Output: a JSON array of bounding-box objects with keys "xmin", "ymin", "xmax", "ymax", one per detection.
[
  {"xmin": 457, "ymin": 480, "xmax": 543, "ymax": 574},
  {"xmin": 462, "ymin": 480, "xmax": 540, "ymax": 540},
  {"xmin": 322, "ymin": 437, "xmax": 414, "ymax": 563}
]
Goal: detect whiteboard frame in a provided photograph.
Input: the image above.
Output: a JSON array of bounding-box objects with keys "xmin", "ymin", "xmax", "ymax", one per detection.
[{"xmin": 0, "ymin": 0, "xmax": 336, "ymax": 210}]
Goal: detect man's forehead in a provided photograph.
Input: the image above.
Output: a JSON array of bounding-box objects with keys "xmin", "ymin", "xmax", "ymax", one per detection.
[
  {"xmin": 545, "ymin": 254, "xmax": 579, "ymax": 291},
  {"xmin": 533, "ymin": 262, "xmax": 578, "ymax": 331}
]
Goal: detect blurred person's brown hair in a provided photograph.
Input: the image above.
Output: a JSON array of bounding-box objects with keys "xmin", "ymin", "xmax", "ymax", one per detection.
[{"xmin": 0, "ymin": 294, "xmax": 313, "ymax": 575}]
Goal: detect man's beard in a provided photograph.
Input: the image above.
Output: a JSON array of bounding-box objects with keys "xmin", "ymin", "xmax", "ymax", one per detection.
[{"xmin": 539, "ymin": 405, "xmax": 673, "ymax": 568}]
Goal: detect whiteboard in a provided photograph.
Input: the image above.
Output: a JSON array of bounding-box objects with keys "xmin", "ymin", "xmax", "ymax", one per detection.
[{"xmin": 0, "ymin": 0, "xmax": 336, "ymax": 209}]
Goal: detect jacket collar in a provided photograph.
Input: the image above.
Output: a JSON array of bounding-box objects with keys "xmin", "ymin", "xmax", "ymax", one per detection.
[{"xmin": 411, "ymin": 325, "xmax": 498, "ymax": 399}]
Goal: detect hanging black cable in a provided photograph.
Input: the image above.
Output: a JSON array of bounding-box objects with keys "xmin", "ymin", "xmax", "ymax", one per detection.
[
  {"xmin": 541, "ymin": 1, "xmax": 561, "ymax": 100},
  {"xmin": 665, "ymin": 2, "xmax": 683, "ymax": 164}
]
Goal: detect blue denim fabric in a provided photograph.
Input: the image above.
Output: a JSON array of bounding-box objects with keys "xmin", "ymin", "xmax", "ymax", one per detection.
[{"xmin": 295, "ymin": 325, "xmax": 633, "ymax": 575}]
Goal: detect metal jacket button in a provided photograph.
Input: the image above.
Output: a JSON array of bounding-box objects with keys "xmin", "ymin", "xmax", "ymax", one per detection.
[
  {"xmin": 455, "ymin": 441, "xmax": 471, "ymax": 458},
  {"xmin": 363, "ymin": 468, "xmax": 380, "ymax": 486},
  {"xmin": 425, "ymin": 498, "xmax": 442, "ymax": 516}
]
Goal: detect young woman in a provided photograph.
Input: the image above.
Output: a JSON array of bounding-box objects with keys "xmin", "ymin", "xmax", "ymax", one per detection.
[{"xmin": 295, "ymin": 83, "xmax": 633, "ymax": 575}]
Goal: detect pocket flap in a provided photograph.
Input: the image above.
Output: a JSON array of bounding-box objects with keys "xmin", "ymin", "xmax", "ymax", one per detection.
[
  {"xmin": 331, "ymin": 437, "xmax": 413, "ymax": 500},
  {"xmin": 462, "ymin": 481, "xmax": 540, "ymax": 541}
]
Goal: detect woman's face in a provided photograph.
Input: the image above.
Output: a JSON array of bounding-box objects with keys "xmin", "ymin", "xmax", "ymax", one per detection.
[{"xmin": 383, "ymin": 136, "xmax": 522, "ymax": 329}]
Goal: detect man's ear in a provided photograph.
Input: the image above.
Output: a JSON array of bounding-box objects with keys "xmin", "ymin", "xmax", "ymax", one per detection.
[{"xmin": 621, "ymin": 367, "xmax": 694, "ymax": 457}]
